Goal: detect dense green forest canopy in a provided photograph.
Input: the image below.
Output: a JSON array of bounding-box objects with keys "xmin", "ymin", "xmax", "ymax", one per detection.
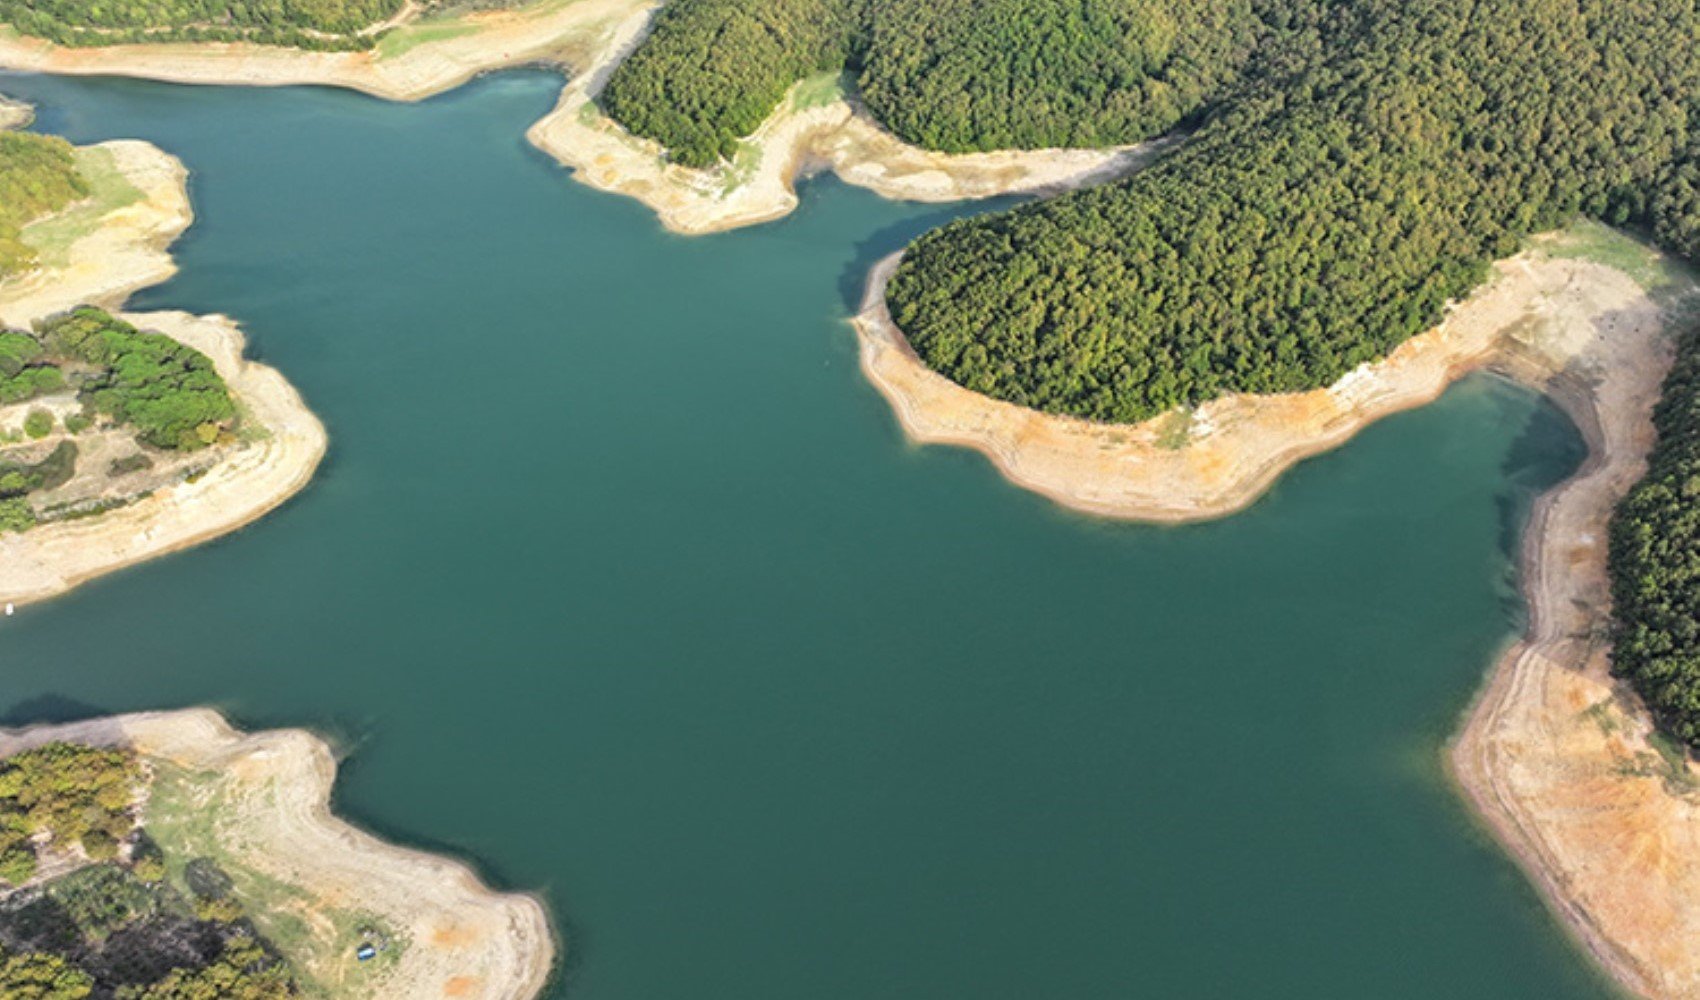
[
  {"xmin": 0, "ymin": 133, "xmax": 87, "ymax": 278},
  {"xmin": 0, "ymin": 0, "xmax": 404, "ymax": 49},
  {"xmin": 1612, "ymin": 334, "xmax": 1700, "ymax": 745},
  {"xmin": 859, "ymin": 0, "xmax": 1259, "ymax": 154},
  {"xmin": 889, "ymin": 0, "xmax": 1700, "ymax": 420},
  {"xmin": 599, "ymin": 0, "xmax": 862, "ymax": 168},
  {"xmin": 600, "ymin": 0, "xmax": 1266, "ymax": 168},
  {"xmin": 37, "ymin": 308, "xmax": 237, "ymax": 452}
]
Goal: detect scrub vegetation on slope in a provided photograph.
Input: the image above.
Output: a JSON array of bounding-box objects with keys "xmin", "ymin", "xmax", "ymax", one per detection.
[{"xmin": 0, "ymin": 133, "xmax": 87, "ymax": 277}]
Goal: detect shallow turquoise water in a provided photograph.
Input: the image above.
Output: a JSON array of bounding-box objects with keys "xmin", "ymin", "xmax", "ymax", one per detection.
[{"xmin": 0, "ymin": 70, "xmax": 1616, "ymax": 999}]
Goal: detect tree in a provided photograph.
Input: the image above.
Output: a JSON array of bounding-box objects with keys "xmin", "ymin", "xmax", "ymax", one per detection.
[{"xmin": 0, "ymin": 951, "xmax": 93, "ymax": 1000}]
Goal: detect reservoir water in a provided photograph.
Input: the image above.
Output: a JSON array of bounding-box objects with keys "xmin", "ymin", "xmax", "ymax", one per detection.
[{"xmin": 0, "ymin": 69, "xmax": 1616, "ymax": 999}]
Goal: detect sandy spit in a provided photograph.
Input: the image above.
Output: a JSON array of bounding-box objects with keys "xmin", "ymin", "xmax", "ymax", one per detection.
[
  {"xmin": 1447, "ymin": 284, "xmax": 1700, "ymax": 997},
  {"xmin": 0, "ymin": 140, "xmax": 326, "ymax": 607},
  {"xmin": 0, "ymin": 708, "xmax": 555, "ymax": 1000},
  {"xmin": 0, "ymin": 93, "xmax": 29, "ymax": 128},
  {"xmin": 524, "ymin": 6, "xmax": 1168, "ymax": 235},
  {"xmin": 0, "ymin": 0, "xmax": 654, "ymax": 102}
]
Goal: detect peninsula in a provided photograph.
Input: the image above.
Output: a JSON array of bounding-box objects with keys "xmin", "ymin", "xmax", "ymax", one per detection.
[
  {"xmin": 0, "ymin": 129, "xmax": 324, "ymax": 606},
  {"xmin": 0, "ymin": 709, "xmax": 553, "ymax": 999}
]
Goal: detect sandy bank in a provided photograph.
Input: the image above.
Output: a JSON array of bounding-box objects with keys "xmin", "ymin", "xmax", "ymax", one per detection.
[
  {"xmin": 0, "ymin": 139, "xmax": 326, "ymax": 606},
  {"xmin": 854, "ymin": 250, "xmax": 1651, "ymax": 522},
  {"xmin": 526, "ymin": 9, "xmax": 1165, "ymax": 234},
  {"xmin": 1448, "ymin": 282, "xmax": 1700, "ymax": 996},
  {"xmin": 0, "ymin": 0, "xmax": 653, "ymax": 102},
  {"xmin": 2, "ymin": 0, "xmax": 1163, "ymax": 234},
  {"xmin": 0, "ymin": 139, "xmax": 187, "ymax": 326},
  {"xmin": 0, "ymin": 93, "xmax": 29, "ymax": 128},
  {"xmin": 0, "ymin": 708, "xmax": 554, "ymax": 1000}
]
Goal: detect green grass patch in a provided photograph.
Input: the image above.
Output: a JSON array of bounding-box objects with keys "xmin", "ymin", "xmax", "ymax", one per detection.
[
  {"xmin": 1154, "ymin": 409, "xmax": 1193, "ymax": 450},
  {"xmin": 717, "ymin": 139, "xmax": 761, "ymax": 195},
  {"xmin": 142, "ymin": 761, "xmax": 406, "ymax": 998},
  {"xmin": 19, "ymin": 146, "xmax": 143, "ymax": 270},
  {"xmin": 374, "ymin": 18, "xmax": 476, "ymax": 59},
  {"xmin": 1543, "ymin": 219, "xmax": 1700, "ymax": 302},
  {"xmin": 789, "ymin": 70, "xmax": 846, "ymax": 112}
]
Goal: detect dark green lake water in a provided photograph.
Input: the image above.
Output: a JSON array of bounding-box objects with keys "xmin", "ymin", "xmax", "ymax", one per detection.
[{"xmin": 0, "ymin": 69, "xmax": 1618, "ymax": 1000}]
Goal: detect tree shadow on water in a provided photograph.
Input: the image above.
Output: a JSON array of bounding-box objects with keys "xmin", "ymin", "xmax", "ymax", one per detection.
[
  {"xmin": 0, "ymin": 694, "xmax": 113, "ymax": 728},
  {"xmin": 1490, "ymin": 369, "xmax": 1592, "ymax": 623},
  {"xmin": 834, "ymin": 196, "xmax": 1022, "ymax": 314}
]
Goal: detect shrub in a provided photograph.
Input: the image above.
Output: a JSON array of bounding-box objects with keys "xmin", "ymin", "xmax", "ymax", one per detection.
[
  {"xmin": 0, "ymin": 497, "xmax": 35, "ymax": 534},
  {"xmin": 35, "ymin": 308, "xmax": 236, "ymax": 451},
  {"xmin": 23, "ymin": 409, "xmax": 52, "ymax": 439}
]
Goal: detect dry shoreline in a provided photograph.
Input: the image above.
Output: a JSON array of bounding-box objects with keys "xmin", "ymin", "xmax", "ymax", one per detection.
[
  {"xmin": 1, "ymin": 0, "xmax": 1166, "ymax": 235},
  {"xmin": 524, "ymin": 6, "xmax": 1167, "ymax": 235},
  {"xmin": 0, "ymin": 140, "xmax": 327, "ymax": 607},
  {"xmin": 1446, "ymin": 294, "xmax": 1700, "ymax": 997},
  {"xmin": 0, "ymin": 0, "xmax": 655, "ymax": 102},
  {"xmin": 0, "ymin": 708, "xmax": 555, "ymax": 1000}
]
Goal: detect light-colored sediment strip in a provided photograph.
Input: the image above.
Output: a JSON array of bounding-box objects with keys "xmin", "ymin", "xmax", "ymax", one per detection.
[
  {"xmin": 0, "ymin": 139, "xmax": 188, "ymax": 326},
  {"xmin": 525, "ymin": 8, "xmax": 1164, "ymax": 235},
  {"xmin": 1449, "ymin": 293, "xmax": 1700, "ymax": 997},
  {"xmin": 1, "ymin": 0, "xmax": 1162, "ymax": 234},
  {"xmin": 0, "ymin": 139, "xmax": 326, "ymax": 606},
  {"xmin": 0, "ymin": 0, "xmax": 653, "ymax": 101},
  {"xmin": 0, "ymin": 93, "xmax": 29, "ymax": 128},
  {"xmin": 853, "ymin": 249, "xmax": 1654, "ymax": 522},
  {"xmin": 0, "ymin": 708, "xmax": 554, "ymax": 1000}
]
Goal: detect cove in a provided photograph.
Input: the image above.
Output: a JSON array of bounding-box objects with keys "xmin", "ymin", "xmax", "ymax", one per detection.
[{"xmin": 0, "ymin": 69, "xmax": 1617, "ymax": 999}]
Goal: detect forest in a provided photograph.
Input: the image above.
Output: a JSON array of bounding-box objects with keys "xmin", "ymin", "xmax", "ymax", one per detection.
[
  {"xmin": 889, "ymin": 0, "xmax": 1700, "ymax": 420},
  {"xmin": 37, "ymin": 309, "xmax": 237, "ymax": 452},
  {"xmin": 0, "ymin": 133, "xmax": 88, "ymax": 278},
  {"xmin": 1611, "ymin": 334, "xmax": 1700, "ymax": 745},
  {"xmin": 599, "ymin": 0, "xmax": 1266, "ymax": 169},
  {"xmin": 0, "ymin": 0, "xmax": 404, "ymax": 49},
  {"xmin": 0, "ymin": 743, "xmax": 298, "ymax": 999},
  {"xmin": 598, "ymin": 0, "xmax": 862, "ymax": 169}
]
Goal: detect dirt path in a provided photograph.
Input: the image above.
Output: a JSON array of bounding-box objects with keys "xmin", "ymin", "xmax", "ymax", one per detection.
[{"xmin": 0, "ymin": 709, "xmax": 554, "ymax": 1000}]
